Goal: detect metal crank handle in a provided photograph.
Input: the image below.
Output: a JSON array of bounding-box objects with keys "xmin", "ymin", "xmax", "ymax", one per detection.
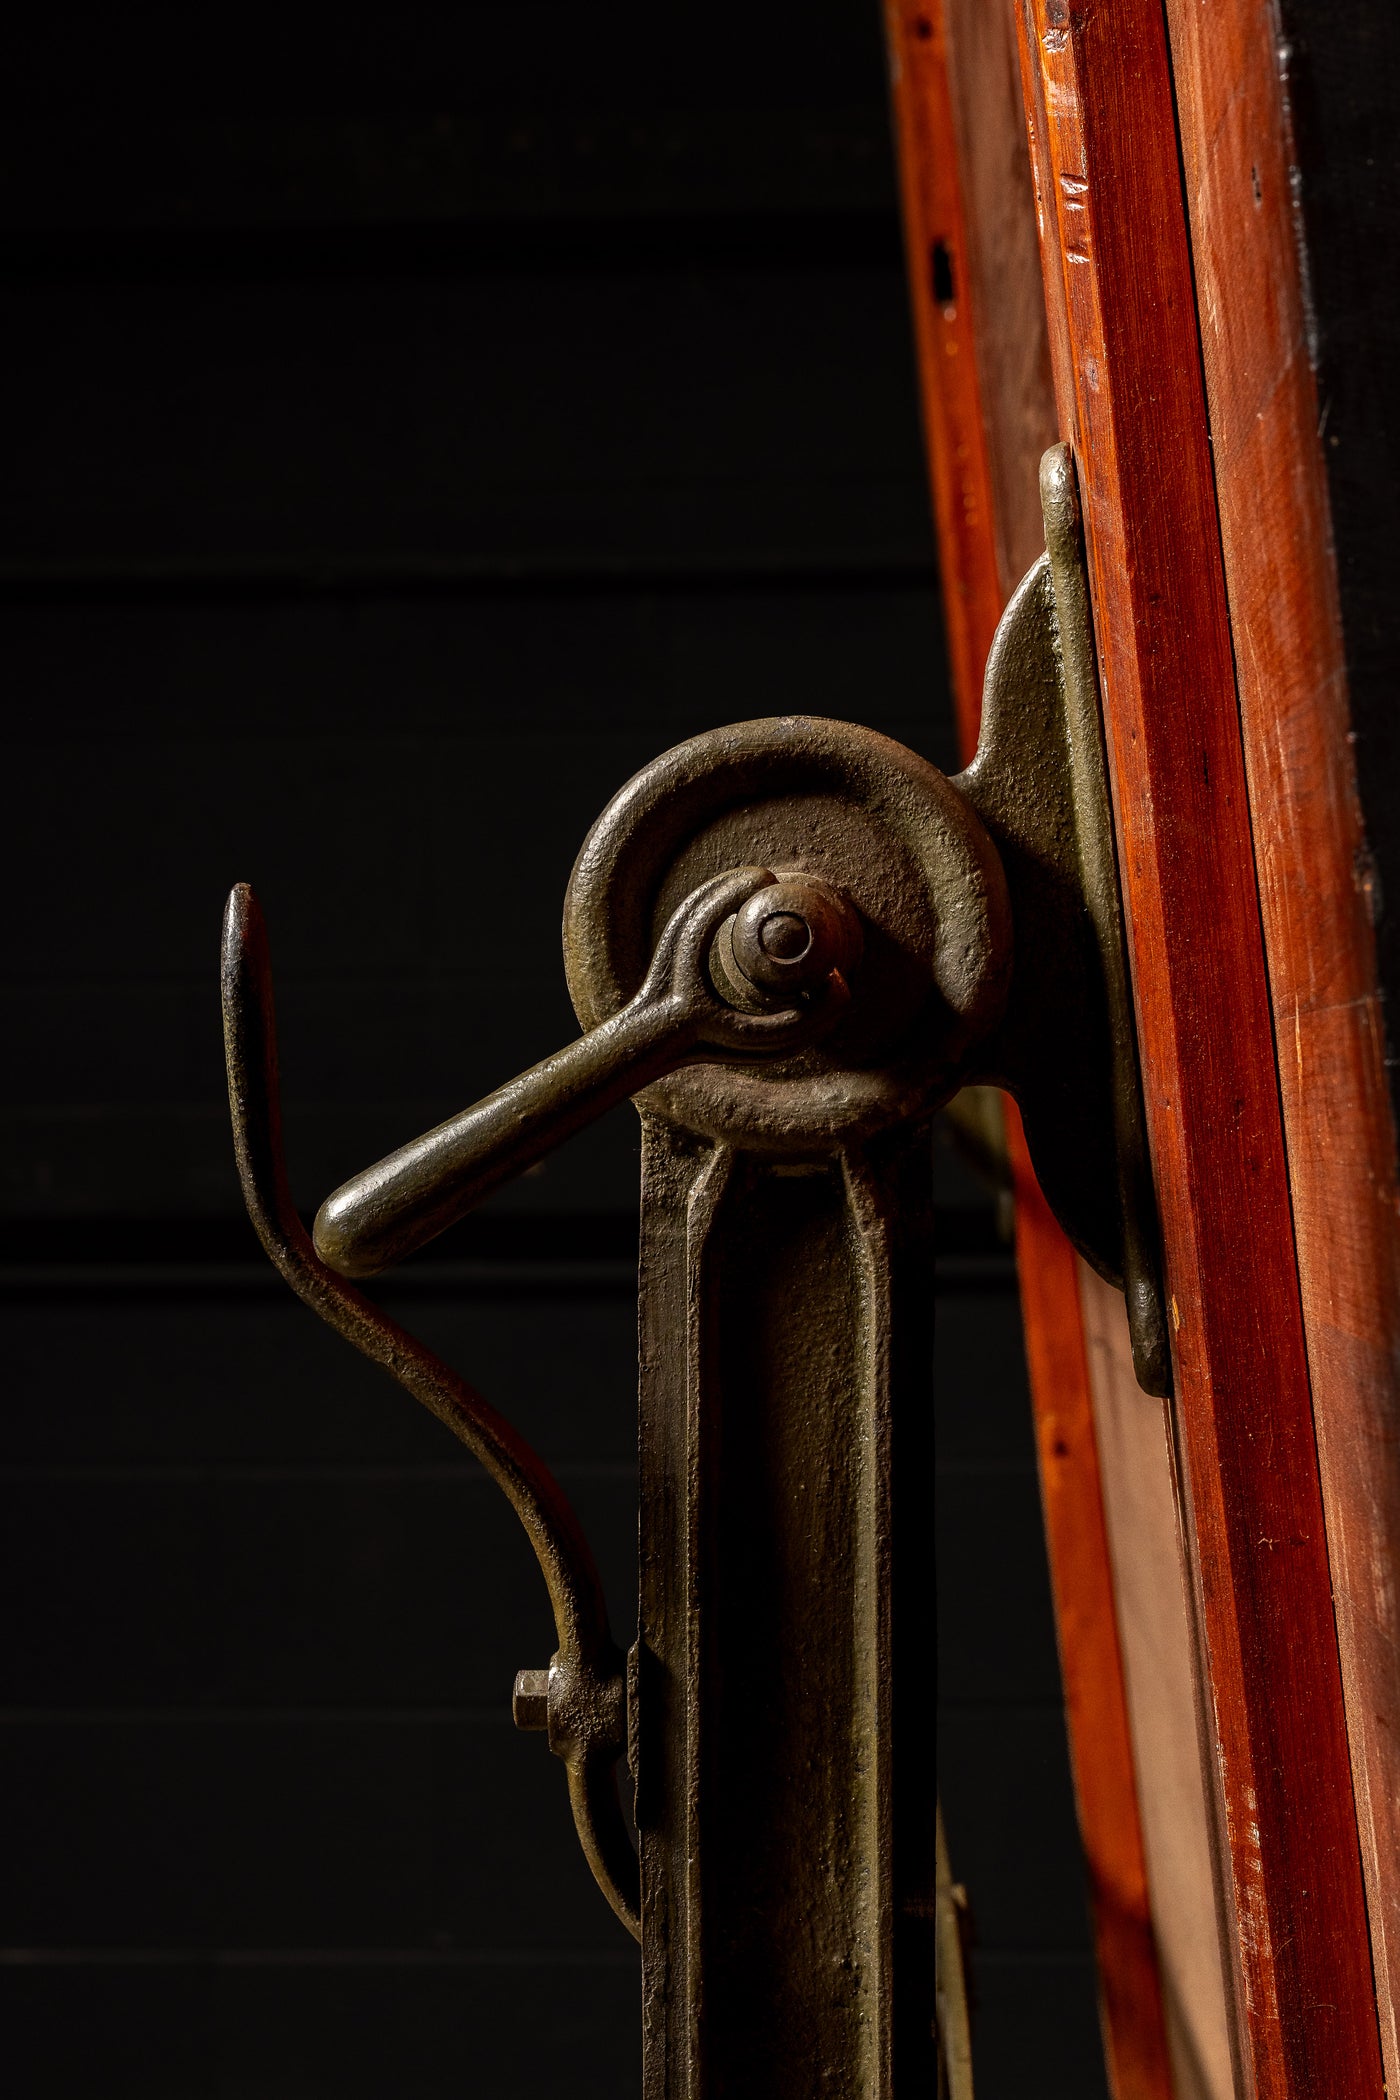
[{"xmin": 313, "ymin": 864, "xmax": 861, "ymax": 1279}]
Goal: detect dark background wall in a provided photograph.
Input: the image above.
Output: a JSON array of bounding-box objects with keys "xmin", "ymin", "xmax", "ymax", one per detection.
[{"xmin": 2, "ymin": 6, "xmax": 1104, "ymax": 2093}]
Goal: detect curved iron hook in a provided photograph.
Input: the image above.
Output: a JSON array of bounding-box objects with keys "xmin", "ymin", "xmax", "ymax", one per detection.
[{"xmin": 220, "ymin": 883, "xmax": 641, "ymax": 1939}]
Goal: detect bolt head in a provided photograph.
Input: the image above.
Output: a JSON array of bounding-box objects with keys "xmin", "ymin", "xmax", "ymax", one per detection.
[
  {"xmin": 729, "ymin": 876, "xmax": 861, "ymax": 999},
  {"xmin": 757, "ymin": 910, "xmax": 812, "ymax": 962},
  {"xmin": 512, "ymin": 1667, "xmax": 551, "ymax": 1731}
]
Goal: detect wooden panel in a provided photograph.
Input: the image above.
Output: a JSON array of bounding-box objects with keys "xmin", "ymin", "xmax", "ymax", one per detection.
[
  {"xmin": 1079, "ymin": 1267, "xmax": 1233, "ymax": 2100},
  {"xmin": 1014, "ymin": 0, "xmax": 1384, "ymax": 2087},
  {"xmin": 937, "ymin": 1, "xmax": 1056, "ymax": 594},
  {"xmin": 1006, "ymin": 1113, "xmax": 1173, "ymax": 2097},
  {"xmin": 934, "ymin": 1261, "xmax": 1114, "ymax": 2084},
  {"xmin": 1161, "ymin": 4, "xmax": 1400, "ymax": 2086},
  {"xmin": 886, "ymin": 6, "xmax": 1174, "ymax": 2090},
  {"xmin": 940, "ymin": 10, "xmax": 1232, "ymax": 2081}
]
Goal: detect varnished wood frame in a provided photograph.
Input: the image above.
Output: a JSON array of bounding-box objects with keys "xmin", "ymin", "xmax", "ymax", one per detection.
[
  {"xmin": 893, "ymin": 0, "xmax": 1400, "ymax": 2087},
  {"xmin": 882, "ymin": 0, "xmax": 1001, "ymax": 763},
  {"xmin": 1013, "ymin": 0, "xmax": 1388, "ymax": 2089},
  {"xmin": 1162, "ymin": 6, "xmax": 1400, "ymax": 2086},
  {"xmin": 884, "ymin": 5, "xmax": 1176, "ymax": 2091}
]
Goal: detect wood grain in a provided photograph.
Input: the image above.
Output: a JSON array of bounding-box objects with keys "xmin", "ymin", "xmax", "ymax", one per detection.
[
  {"xmin": 1015, "ymin": 0, "xmax": 1385, "ymax": 2087},
  {"xmin": 1006, "ymin": 1106, "xmax": 1175, "ymax": 2100},
  {"xmin": 937, "ymin": 0, "xmax": 1057, "ymax": 594},
  {"xmin": 1079, "ymin": 1267, "xmax": 1234, "ymax": 2100},
  {"xmin": 883, "ymin": 0, "xmax": 1003, "ymax": 759},
  {"xmin": 1162, "ymin": 4, "xmax": 1400, "ymax": 2086},
  {"xmin": 886, "ymin": 7, "xmax": 1174, "ymax": 2090}
]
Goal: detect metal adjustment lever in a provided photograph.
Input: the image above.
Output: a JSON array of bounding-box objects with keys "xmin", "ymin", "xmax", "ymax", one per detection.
[
  {"xmin": 221, "ymin": 862, "xmax": 861, "ymax": 1941},
  {"xmin": 313, "ymin": 866, "xmax": 860, "ymax": 1279}
]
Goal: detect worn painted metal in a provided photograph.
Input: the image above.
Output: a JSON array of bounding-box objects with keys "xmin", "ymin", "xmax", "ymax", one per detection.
[{"xmin": 220, "ymin": 443, "xmax": 1160, "ymax": 2091}]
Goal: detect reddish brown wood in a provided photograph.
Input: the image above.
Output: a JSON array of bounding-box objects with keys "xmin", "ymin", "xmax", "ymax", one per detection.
[
  {"xmin": 884, "ymin": 0, "xmax": 1002, "ymax": 757},
  {"xmin": 1077, "ymin": 1266, "xmax": 1235, "ymax": 2098},
  {"xmin": 1162, "ymin": 5, "xmax": 1400, "ymax": 2084},
  {"xmin": 1005, "ymin": 1103, "xmax": 1174, "ymax": 2099},
  {"xmin": 936, "ymin": 0, "xmax": 1058, "ymax": 597},
  {"xmin": 886, "ymin": 9, "xmax": 1175, "ymax": 2091},
  {"xmin": 1015, "ymin": 0, "xmax": 1385, "ymax": 2088}
]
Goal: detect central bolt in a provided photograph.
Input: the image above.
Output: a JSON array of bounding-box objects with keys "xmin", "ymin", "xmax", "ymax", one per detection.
[
  {"xmin": 758, "ymin": 911, "xmax": 812, "ymax": 962},
  {"xmin": 724, "ymin": 874, "xmax": 863, "ymax": 1003}
]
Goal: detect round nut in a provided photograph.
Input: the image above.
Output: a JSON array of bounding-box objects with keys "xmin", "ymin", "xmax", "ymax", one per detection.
[
  {"xmin": 758, "ymin": 912, "xmax": 810, "ymax": 961},
  {"xmin": 729, "ymin": 876, "xmax": 862, "ymax": 999}
]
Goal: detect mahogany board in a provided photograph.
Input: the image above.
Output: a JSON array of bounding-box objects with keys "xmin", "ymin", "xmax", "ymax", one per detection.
[
  {"xmin": 884, "ymin": 6, "xmax": 1174, "ymax": 2091},
  {"xmin": 1015, "ymin": 0, "xmax": 1384, "ymax": 2088},
  {"xmin": 1163, "ymin": 1, "xmax": 1400, "ymax": 2083}
]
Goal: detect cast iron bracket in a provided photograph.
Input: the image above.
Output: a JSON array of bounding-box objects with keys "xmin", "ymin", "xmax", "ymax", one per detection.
[{"xmin": 956, "ymin": 443, "xmax": 1169, "ymax": 1395}]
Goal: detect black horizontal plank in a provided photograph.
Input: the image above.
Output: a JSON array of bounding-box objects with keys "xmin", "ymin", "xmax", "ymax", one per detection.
[
  {"xmin": 4, "ymin": 979, "xmax": 598, "ymax": 1110},
  {"xmin": 0, "ymin": 1203, "xmax": 1004, "ymax": 1274},
  {"xmin": 4, "ymin": 580, "xmax": 948, "ymax": 737},
  {"xmin": 0, "ymin": 1093, "xmax": 1007, "ymax": 1224},
  {"xmin": 9, "ymin": 729, "xmax": 607, "ymax": 984},
  {"xmin": 0, "ymin": 266, "xmax": 930, "ymax": 571},
  {"xmin": 0, "ymin": 104, "xmax": 896, "ymax": 244},
  {"xmin": 4, "ymin": 1274, "xmax": 640, "ymax": 1466},
  {"xmin": 0, "ymin": 548, "xmax": 936, "ymax": 602},
  {"xmin": 0, "ymin": 1104, "xmax": 642, "ymax": 1226},
  {"xmin": 6, "ymin": 615, "xmax": 951, "ymax": 978},
  {"xmin": 0, "ymin": 1713, "xmax": 629, "ymax": 1950},
  {"xmin": 9, "ymin": 3, "xmax": 889, "ymax": 129},
  {"xmin": 2, "ymin": 581, "xmax": 956, "ymax": 1218},
  {"xmin": 2, "ymin": 1250, "xmax": 1008, "ymax": 1466},
  {"xmin": 2, "ymin": 579, "xmax": 952, "ymax": 734},
  {"xmin": 0, "ymin": 1215, "xmax": 643, "ymax": 1272},
  {"xmin": 0, "ymin": 1472, "xmax": 636, "ymax": 1708},
  {"xmin": 0, "ymin": 213, "xmax": 903, "ymax": 285},
  {"xmin": 0, "ymin": 1957, "xmax": 640, "ymax": 2100}
]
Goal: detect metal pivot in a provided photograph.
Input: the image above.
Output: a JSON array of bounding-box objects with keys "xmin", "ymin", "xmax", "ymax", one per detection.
[{"xmin": 220, "ymin": 442, "xmax": 1167, "ymax": 2097}]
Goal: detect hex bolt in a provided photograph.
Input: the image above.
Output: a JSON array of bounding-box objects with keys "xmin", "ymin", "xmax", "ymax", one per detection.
[{"xmin": 513, "ymin": 1667, "xmax": 551, "ymax": 1731}]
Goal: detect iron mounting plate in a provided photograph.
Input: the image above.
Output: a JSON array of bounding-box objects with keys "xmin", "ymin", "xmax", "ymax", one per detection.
[{"xmin": 958, "ymin": 444, "xmax": 1170, "ymax": 1396}]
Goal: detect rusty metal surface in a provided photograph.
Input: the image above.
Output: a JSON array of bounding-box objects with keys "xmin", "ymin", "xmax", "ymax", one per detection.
[
  {"xmin": 561, "ymin": 723, "xmax": 960, "ymax": 2094},
  {"xmin": 563, "ymin": 714, "xmax": 1011, "ymax": 1151},
  {"xmin": 313, "ymin": 865, "xmax": 855, "ymax": 1278},
  {"xmin": 633, "ymin": 1122, "xmax": 938, "ymax": 2098},
  {"xmin": 220, "ymin": 442, "xmax": 1166, "ymax": 2092}
]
